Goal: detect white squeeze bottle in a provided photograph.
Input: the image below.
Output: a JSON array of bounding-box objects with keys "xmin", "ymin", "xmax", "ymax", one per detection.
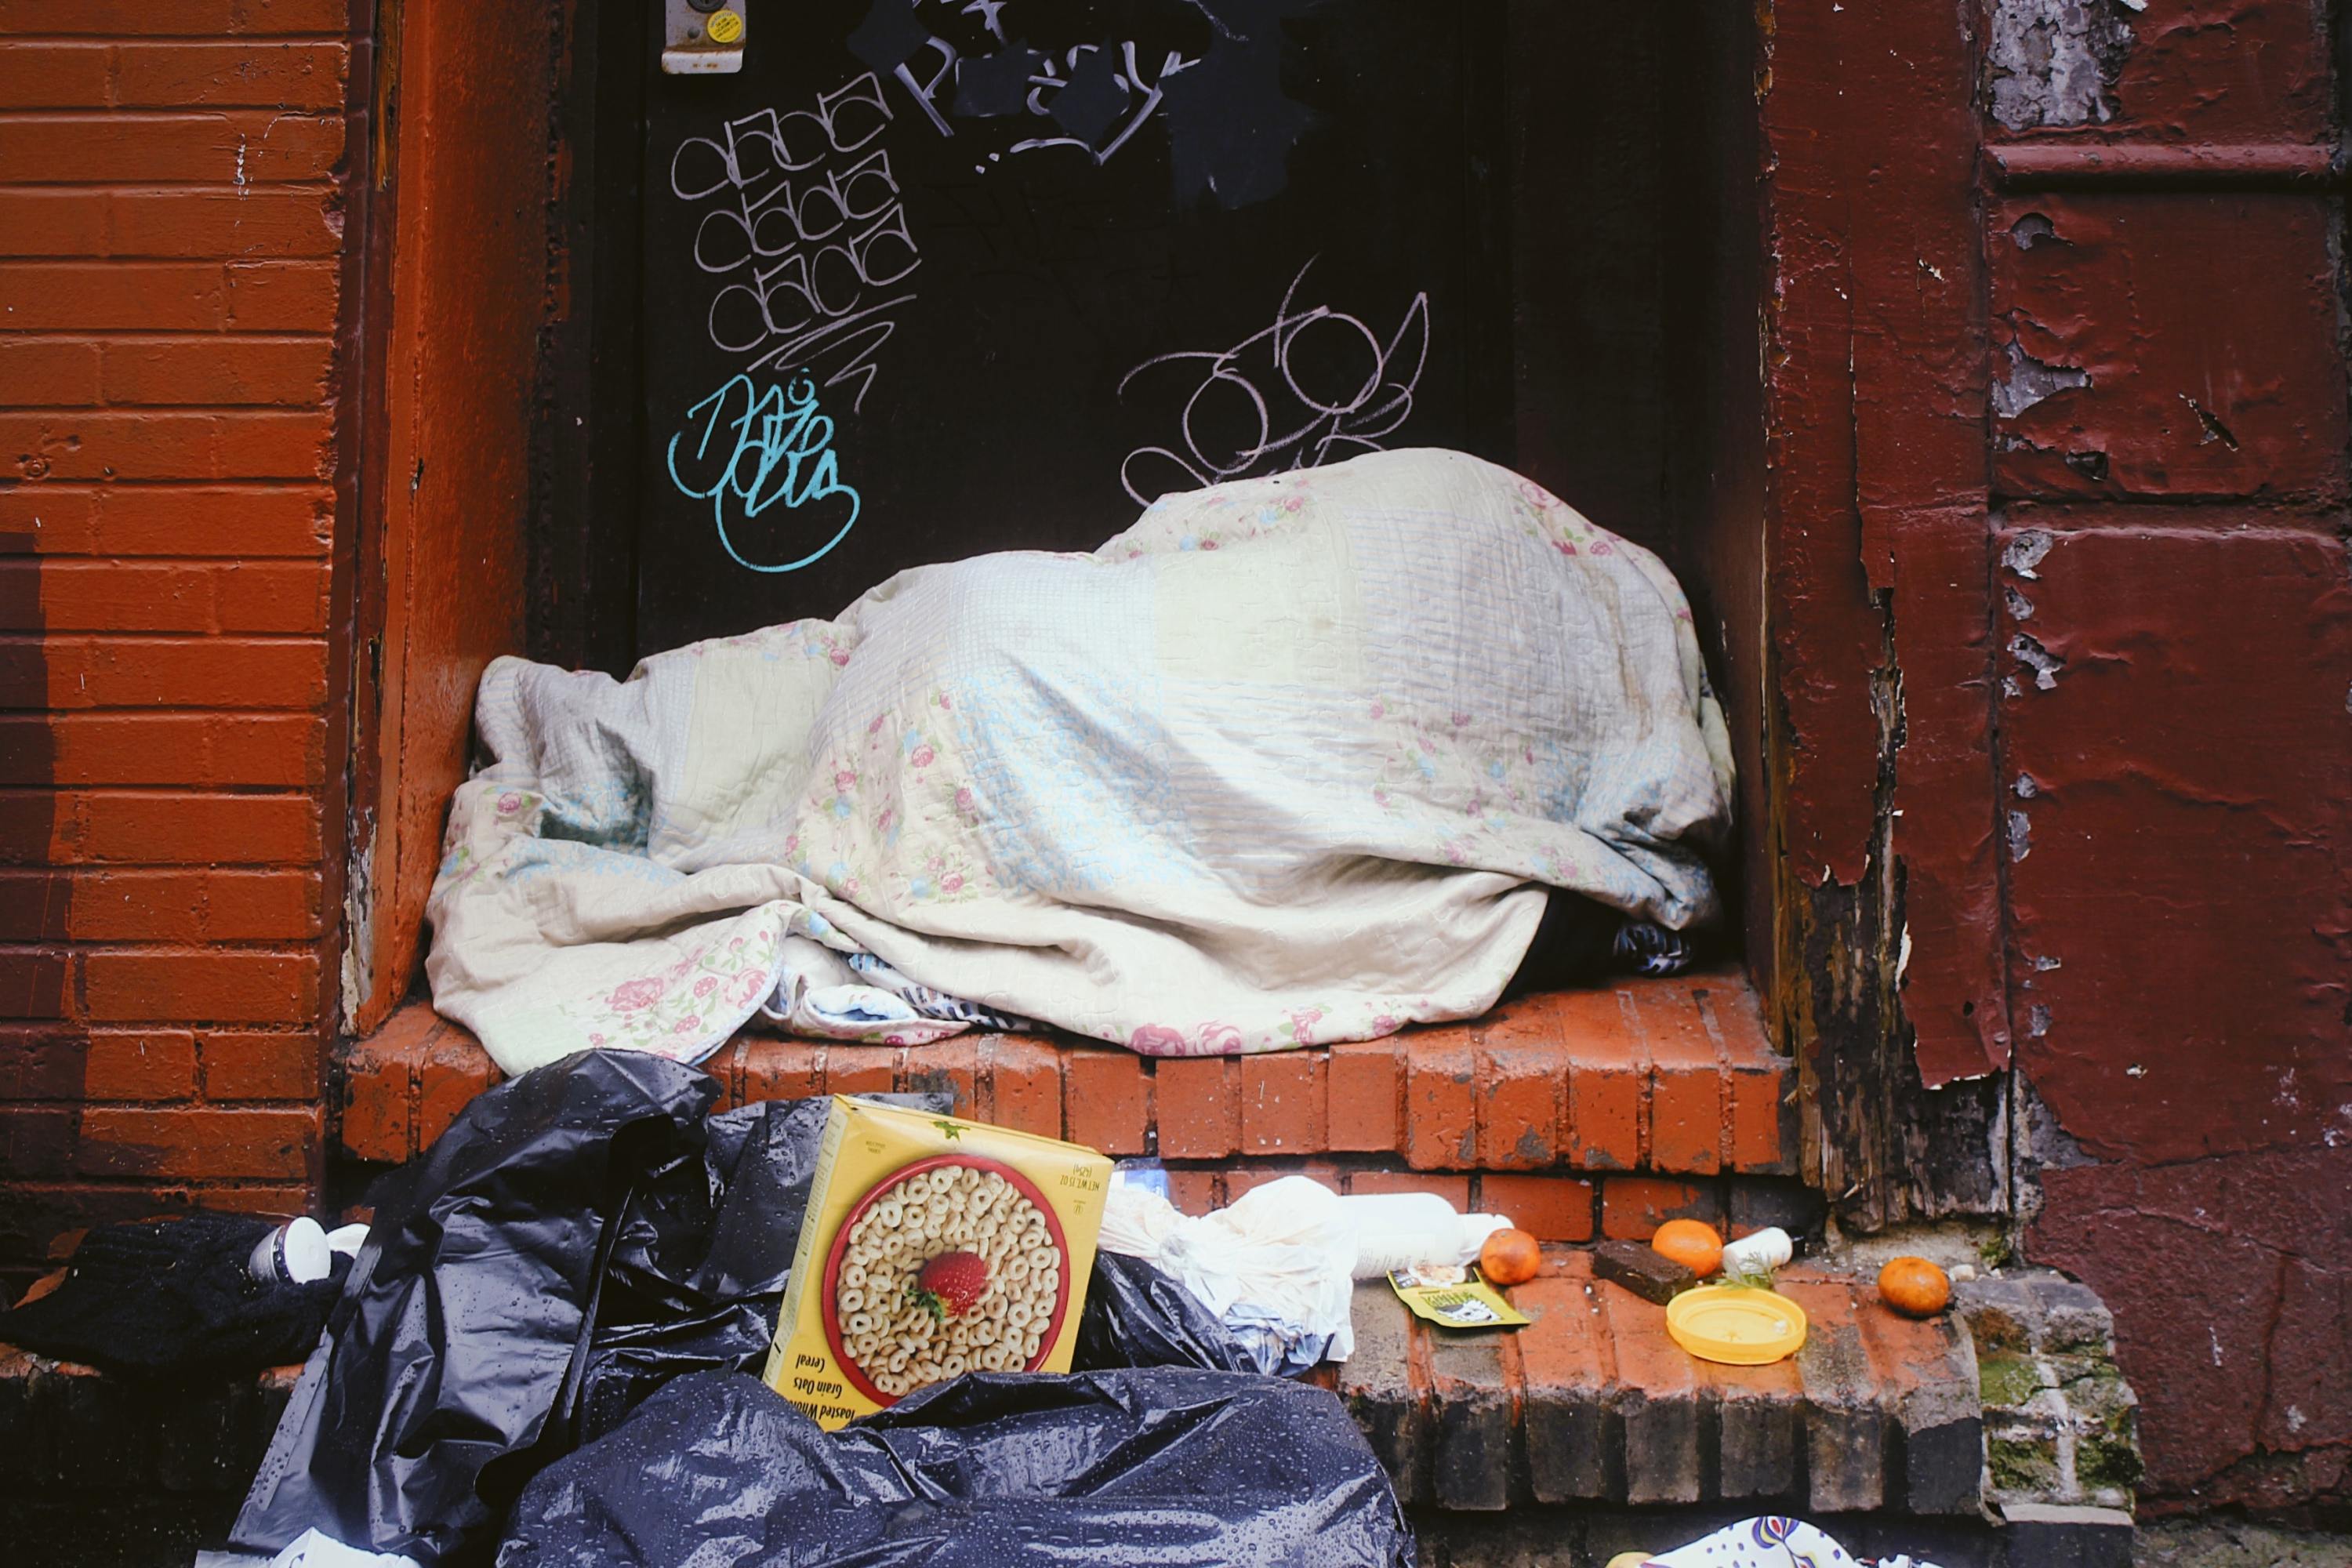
[{"xmin": 1338, "ymin": 1192, "xmax": 1514, "ymax": 1279}]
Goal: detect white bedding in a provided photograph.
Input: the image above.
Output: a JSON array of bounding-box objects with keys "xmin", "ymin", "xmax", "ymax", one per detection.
[{"xmin": 426, "ymin": 449, "xmax": 1733, "ymax": 1075}]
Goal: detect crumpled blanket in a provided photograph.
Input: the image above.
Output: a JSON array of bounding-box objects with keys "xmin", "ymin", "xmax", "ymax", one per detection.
[{"xmin": 427, "ymin": 448, "xmax": 1733, "ymax": 1076}]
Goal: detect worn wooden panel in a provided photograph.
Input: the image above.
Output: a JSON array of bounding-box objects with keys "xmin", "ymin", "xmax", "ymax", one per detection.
[
  {"xmin": 1990, "ymin": 194, "xmax": 2347, "ymax": 503},
  {"xmin": 1996, "ymin": 519, "xmax": 2352, "ymax": 1165},
  {"xmin": 1762, "ymin": 0, "xmax": 2009, "ymax": 1203},
  {"xmin": 348, "ymin": 0, "xmax": 547, "ymax": 1031},
  {"xmin": 1755, "ymin": 0, "xmax": 1892, "ymax": 891},
  {"xmin": 1986, "ymin": 0, "xmax": 2333, "ymax": 144}
]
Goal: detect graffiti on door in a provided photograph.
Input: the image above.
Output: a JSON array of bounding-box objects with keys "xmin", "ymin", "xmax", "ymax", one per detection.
[
  {"xmin": 1117, "ymin": 259, "xmax": 1431, "ymax": 505},
  {"xmin": 668, "ymin": 372, "xmax": 865, "ymax": 573}
]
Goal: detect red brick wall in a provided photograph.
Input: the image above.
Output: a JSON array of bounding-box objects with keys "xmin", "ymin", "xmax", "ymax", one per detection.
[
  {"xmin": 0, "ymin": 0, "xmax": 352, "ymax": 1290},
  {"xmin": 1761, "ymin": 0, "xmax": 2352, "ymax": 1514}
]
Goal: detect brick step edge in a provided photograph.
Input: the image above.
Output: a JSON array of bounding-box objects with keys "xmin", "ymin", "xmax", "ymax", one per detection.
[
  {"xmin": 342, "ymin": 972, "xmax": 1796, "ymax": 1178},
  {"xmin": 0, "ymin": 1257, "xmax": 1980, "ymax": 1523},
  {"xmin": 1337, "ymin": 1256, "xmax": 1987, "ymax": 1517}
]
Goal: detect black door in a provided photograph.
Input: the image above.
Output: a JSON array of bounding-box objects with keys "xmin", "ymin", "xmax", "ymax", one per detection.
[{"xmin": 634, "ymin": 0, "xmax": 1506, "ymax": 652}]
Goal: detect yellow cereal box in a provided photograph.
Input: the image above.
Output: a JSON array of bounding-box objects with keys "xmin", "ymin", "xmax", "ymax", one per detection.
[{"xmin": 764, "ymin": 1095, "xmax": 1109, "ymax": 1428}]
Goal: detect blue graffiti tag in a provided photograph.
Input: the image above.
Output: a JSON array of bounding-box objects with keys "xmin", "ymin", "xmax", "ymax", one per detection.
[{"xmin": 667, "ymin": 372, "xmax": 862, "ymax": 572}]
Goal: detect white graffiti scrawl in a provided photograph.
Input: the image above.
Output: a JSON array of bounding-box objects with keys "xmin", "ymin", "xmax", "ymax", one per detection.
[
  {"xmin": 669, "ymin": 72, "xmax": 922, "ymax": 414},
  {"xmin": 1117, "ymin": 260, "xmax": 1430, "ymax": 506}
]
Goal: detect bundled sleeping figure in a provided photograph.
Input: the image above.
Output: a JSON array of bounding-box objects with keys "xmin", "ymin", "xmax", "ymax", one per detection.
[{"xmin": 426, "ymin": 448, "xmax": 1734, "ymax": 1076}]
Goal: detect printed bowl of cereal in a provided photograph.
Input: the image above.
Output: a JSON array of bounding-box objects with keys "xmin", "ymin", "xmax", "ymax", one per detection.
[{"xmin": 821, "ymin": 1152, "xmax": 1072, "ymax": 1406}]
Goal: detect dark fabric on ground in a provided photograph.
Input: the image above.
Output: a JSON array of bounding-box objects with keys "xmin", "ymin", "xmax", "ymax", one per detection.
[
  {"xmin": 1504, "ymin": 890, "xmax": 1622, "ymax": 996},
  {"xmin": 496, "ymin": 1368, "xmax": 1416, "ymax": 1568},
  {"xmin": 0, "ymin": 1212, "xmax": 346, "ymax": 1378}
]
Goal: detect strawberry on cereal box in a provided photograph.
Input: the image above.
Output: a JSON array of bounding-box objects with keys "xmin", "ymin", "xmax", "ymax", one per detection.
[{"xmin": 764, "ymin": 1097, "xmax": 1109, "ymax": 1428}]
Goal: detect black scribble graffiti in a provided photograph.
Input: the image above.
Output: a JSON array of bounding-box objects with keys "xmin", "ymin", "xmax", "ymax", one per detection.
[
  {"xmin": 669, "ymin": 73, "xmax": 922, "ymax": 412},
  {"xmin": 850, "ymin": 0, "xmax": 1317, "ymax": 203},
  {"xmin": 1116, "ymin": 260, "xmax": 1429, "ymax": 506}
]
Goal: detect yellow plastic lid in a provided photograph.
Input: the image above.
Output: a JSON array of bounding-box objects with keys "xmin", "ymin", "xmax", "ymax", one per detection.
[{"xmin": 1665, "ymin": 1285, "xmax": 1808, "ymax": 1365}]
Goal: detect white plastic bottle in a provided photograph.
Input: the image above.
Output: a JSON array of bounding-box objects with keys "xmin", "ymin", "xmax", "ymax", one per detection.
[
  {"xmin": 1338, "ymin": 1192, "xmax": 1514, "ymax": 1278},
  {"xmin": 1719, "ymin": 1226, "xmax": 1794, "ymax": 1279}
]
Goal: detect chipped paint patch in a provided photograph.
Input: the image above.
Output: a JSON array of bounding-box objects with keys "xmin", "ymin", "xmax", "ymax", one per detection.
[
  {"xmin": 1988, "ymin": 0, "xmax": 2135, "ymax": 130},
  {"xmin": 2010, "ymin": 632, "xmax": 2066, "ymax": 690},
  {"xmin": 2178, "ymin": 394, "xmax": 2240, "ymax": 450},
  {"xmin": 1994, "ymin": 342, "xmax": 2092, "ymax": 420},
  {"xmin": 2005, "ymin": 529, "xmax": 2055, "ymax": 579},
  {"xmin": 2009, "ymin": 212, "xmax": 2062, "ymax": 251}
]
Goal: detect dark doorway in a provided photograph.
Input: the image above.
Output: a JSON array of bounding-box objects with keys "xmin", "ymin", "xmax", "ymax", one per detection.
[
  {"xmin": 533, "ymin": 0, "xmax": 1766, "ymax": 957},
  {"xmin": 634, "ymin": 0, "xmax": 1507, "ymax": 648}
]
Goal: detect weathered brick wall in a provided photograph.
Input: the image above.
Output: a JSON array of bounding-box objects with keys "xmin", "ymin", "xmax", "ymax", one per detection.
[
  {"xmin": 1762, "ymin": 0, "xmax": 2352, "ymax": 1515},
  {"xmin": 0, "ymin": 0, "xmax": 350, "ymax": 1291},
  {"xmin": 1977, "ymin": 0, "xmax": 2352, "ymax": 1516}
]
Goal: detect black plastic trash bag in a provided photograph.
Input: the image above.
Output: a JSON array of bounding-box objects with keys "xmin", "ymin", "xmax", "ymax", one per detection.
[
  {"xmin": 684, "ymin": 1095, "xmax": 836, "ymax": 1301},
  {"xmin": 1072, "ymin": 1250, "xmax": 1273, "ymax": 1376},
  {"xmin": 497, "ymin": 1368, "xmax": 1417, "ymax": 1567},
  {"xmin": 601, "ymin": 1091, "xmax": 949, "ymax": 1319},
  {"xmin": 574, "ymin": 1091, "xmax": 954, "ymax": 1443},
  {"xmin": 0, "ymin": 1211, "xmax": 347, "ymax": 1378},
  {"xmin": 231, "ymin": 1048, "xmax": 717, "ymax": 1566},
  {"xmin": 573, "ymin": 1296, "xmax": 777, "ymax": 1444}
]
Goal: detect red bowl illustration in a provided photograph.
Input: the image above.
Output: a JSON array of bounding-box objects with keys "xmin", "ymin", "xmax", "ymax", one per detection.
[{"xmin": 821, "ymin": 1151, "xmax": 1072, "ymax": 1407}]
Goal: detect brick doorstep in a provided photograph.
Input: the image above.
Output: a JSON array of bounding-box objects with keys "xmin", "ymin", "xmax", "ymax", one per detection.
[
  {"xmin": 340, "ymin": 970, "xmax": 1795, "ymax": 1178},
  {"xmin": 0, "ymin": 1255, "xmax": 1980, "ymax": 1522}
]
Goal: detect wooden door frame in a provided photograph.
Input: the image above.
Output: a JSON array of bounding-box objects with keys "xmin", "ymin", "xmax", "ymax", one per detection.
[
  {"xmin": 337, "ymin": 0, "xmax": 551, "ymax": 1037},
  {"xmin": 1758, "ymin": 0, "xmax": 2016, "ymax": 1229}
]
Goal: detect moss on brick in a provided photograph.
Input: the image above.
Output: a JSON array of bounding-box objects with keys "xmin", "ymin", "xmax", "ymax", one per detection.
[
  {"xmin": 1976, "ymin": 1348, "xmax": 2043, "ymax": 1410},
  {"xmin": 1963, "ymin": 1301, "xmax": 2032, "ymax": 1356},
  {"xmin": 2075, "ymin": 1429, "xmax": 2143, "ymax": 1493},
  {"xmin": 1988, "ymin": 1430, "xmax": 2060, "ymax": 1496}
]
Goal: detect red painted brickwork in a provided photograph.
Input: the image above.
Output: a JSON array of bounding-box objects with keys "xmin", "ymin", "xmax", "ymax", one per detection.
[
  {"xmin": 331, "ymin": 991, "xmax": 1815, "ymax": 1258},
  {"xmin": 338, "ymin": 977, "xmax": 1794, "ymax": 1179},
  {"xmin": 0, "ymin": 2, "xmax": 350, "ymax": 1289}
]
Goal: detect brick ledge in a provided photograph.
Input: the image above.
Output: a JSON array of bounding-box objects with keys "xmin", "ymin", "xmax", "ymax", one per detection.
[{"xmin": 340, "ymin": 970, "xmax": 1795, "ymax": 1184}]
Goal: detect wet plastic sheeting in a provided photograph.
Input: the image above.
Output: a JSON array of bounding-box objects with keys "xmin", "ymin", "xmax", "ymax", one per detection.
[
  {"xmin": 497, "ymin": 1369, "xmax": 1417, "ymax": 1567},
  {"xmin": 606, "ymin": 1092, "xmax": 946, "ymax": 1316},
  {"xmin": 574, "ymin": 1297, "xmax": 776, "ymax": 1443},
  {"xmin": 231, "ymin": 1050, "xmax": 718, "ymax": 1566},
  {"xmin": 1072, "ymin": 1250, "xmax": 1276, "ymax": 1376}
]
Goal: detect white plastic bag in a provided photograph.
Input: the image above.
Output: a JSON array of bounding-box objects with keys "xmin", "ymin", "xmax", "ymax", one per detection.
[{"xmin": 1100, "ymin": 1175, "xmax": 1359, "ymax": 1368}]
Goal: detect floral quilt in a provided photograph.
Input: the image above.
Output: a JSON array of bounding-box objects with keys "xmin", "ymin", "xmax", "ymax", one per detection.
[{"xmin": 426, "ymin": 449, "xmax": 1733, "ymax": 1076}]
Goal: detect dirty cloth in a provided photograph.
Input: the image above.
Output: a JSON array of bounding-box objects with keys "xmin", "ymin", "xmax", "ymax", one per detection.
[
  {"xmin": 760, "ymin": 935, "xmax": 1030, "ymax": 1044},
  {"xmin": 428, "ymin": 448, "xmax": 1733, "ymax": 1076},
  {"xmin": 1641, "ymin": 1517, "xmax": 1946, "ymax": 1568},
  {"xmin": 0, "ymin": 1212, "xmax": 347, "ymax": 1379},
  {"xmin": 495, "ymin": 1368, "xmax": 1416, "ymax": 1568}
]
